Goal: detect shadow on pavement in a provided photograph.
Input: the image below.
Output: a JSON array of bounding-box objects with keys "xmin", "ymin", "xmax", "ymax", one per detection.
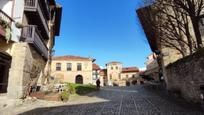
[{"xmin": 18, "ymin": 85, "xmax": 204, "ymax": 115}]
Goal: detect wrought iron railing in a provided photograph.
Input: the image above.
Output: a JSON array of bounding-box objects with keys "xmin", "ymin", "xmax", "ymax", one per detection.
[{"xmin": 21, "ymin": 25, "xmax": 48, "ymax": 60}]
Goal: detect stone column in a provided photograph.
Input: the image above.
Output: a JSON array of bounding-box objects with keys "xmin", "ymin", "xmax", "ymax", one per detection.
[{"xmin": 7, "ymin": 43, "xmax": 33, "ymax": 99}]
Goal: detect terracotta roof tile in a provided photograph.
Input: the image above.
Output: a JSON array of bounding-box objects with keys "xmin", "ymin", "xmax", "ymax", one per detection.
[
  {"xmin": 52, "ymin": 55, "xmax": 95, "ymax": 61},
  {"xmin": 122, "ymin": 67, "xmax": 139, "ymax": 73},
  {"xmin": 93, "ymin": 63, "xmax": 100, "ymax": 70},
  {"xmin": 106, "ymin": 61, "xmax": 122, "ymax": 65},
  {"xmin": 99, "ymin": 69, "xmax": 107, "ymax": 76}
]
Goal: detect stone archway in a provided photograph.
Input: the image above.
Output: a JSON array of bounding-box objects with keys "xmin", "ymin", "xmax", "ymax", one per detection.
[{"xmin": 75, "ymin": 75, "xmax": 83, "ymax": 84}]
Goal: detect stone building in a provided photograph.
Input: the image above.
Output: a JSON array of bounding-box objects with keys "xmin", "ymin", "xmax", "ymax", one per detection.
[
  {"xmin": 100, "ymin": 69, "xmax": 107, "ymax": 86},
  {"xmin": 0, "ymin": 0, "xmax": 62, "ymax": 99},
  {"xmin": 120, "ymin": 67, "xmax": 140, "ymax": 80},
  {"xmin": 137, "ymin": 2, "xmax": 204, "ymax": 85},
  {"xmin": 137, "ymin": 1, "xmax": 204, "ymax": 102},
  {"xmin": 92, "ymin": 63, "xmax": 103, "ymax": 86},
  {"xmin": 100, "ymin": 62, "xmax": 140, "ymax": 86},
  {"xmin": 137, "ymin": 4, "xmax": 187, "ymax": 88},
  {"xmin": 51, "ymin": 56, "xmax": 96, "ymax": 84},
  {"xmin": 144, "ymin": 53, "xmax": 160, "ymax": 82},
  {"xmin": 106, "ymin": 62, "xmax": 123, "ymax": 85}
]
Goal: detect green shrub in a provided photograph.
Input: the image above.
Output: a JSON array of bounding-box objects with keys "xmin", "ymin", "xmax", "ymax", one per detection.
[
  {"xmin": 60, "ymin": 91, "xmax": 69, "ymax": 102},
  {"xmin": 75, "ymin": 84, "xmax": 97, "ymax": 95},
  {"xmin": 0, "ymin": 19, "xmax": 9, "ymax": 29},
  {"xmin": 68, "ymin": 83, "xmax": 76, "ymax": 94},
  {"xmin": 66, "ymin": 83, "xmax": 97, "ymax": 95}
]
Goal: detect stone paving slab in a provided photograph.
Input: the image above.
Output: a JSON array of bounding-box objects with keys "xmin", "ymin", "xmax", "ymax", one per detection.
[{"xmin": 1, "ymin": 86, "xmax": 204, "ymax": 115}]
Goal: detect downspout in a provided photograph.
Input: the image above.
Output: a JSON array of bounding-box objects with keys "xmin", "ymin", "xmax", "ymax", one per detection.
[{"xmin": 11, "ymin": 0, "xmax": 15, "ymax": 19}]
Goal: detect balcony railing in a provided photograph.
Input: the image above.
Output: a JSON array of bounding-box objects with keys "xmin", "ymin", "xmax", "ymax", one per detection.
[
  {"xmin": 0, "ymin": 9, "xmax": 13, "ymax": 24},
  {"xmin": 21, "ymin": 25, "xmax": 48, "ymax": 60},
  {"xmin": 24, "ymin": 0, "xmax": 49, "ymax": 38},
  {"xmin": 0, "ymin": 9, "xmax": 13, "ymax": 36}
]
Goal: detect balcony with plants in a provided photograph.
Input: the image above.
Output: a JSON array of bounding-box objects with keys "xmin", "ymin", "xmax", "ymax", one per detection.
[{"xmin": 0, "ymin": 9, "xmax": 13, "ymax": 41}]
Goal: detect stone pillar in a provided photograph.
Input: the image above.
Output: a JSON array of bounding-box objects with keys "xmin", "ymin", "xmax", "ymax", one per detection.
[
  {"xmin": 7, "ymin": 43, "xmax": 33, "ymax": 98},
  {"xmin": 7, "ymin": 43, "xmax": 45, "ymax": 99}
]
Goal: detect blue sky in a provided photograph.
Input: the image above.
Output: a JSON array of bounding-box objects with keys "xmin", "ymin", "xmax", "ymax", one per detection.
[{"xmin": 54, "ymin": 0, "xmax": 151, "ymax": 68}]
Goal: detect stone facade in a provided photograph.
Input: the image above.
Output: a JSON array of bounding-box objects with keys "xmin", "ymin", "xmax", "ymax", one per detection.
[
  {"xmin": 51, "ymin": 56, "xmax": 95, "ymax": 84},
  {"xmin": 120, "ymin": 72, "xmax": 137, "ymax": 80},
  {"xmin": 106, "ymin": 62, "xmax": 123, "ymax": 85},
  {"xmin": 137, "ymin": 3, "xmax": 204, "ymax": 103},
  {"xmin": 137, "ymin": 1, "xmax": 204, "ymax": 87},
  {"xmin": 100, "ymin": 69, "xmax": 108, "ymax": 86},
  {"xmin": 7, "ymin": 43, "xmax": 46, "ymax": 98},
  {"xmin": 144, "ymin": 53, "xmax": 160, "ymax": 82},
  {"xmin": 92, "ymin": 63, "xmax": 103, "ymax": 86},
  {"xmin": 137, "ymin": 5, "xmax": 184, "ymax": 85},
  {"xmin": 102, "ymin": 62, "xmax": 139, "ymax": 86},
  {"xmin": 165, "ymin": 50, "xmax": 204, "ymax": 103},
  {"xmin": 0, "ymin": 0, "xmax": 62, "ymax": 99}
]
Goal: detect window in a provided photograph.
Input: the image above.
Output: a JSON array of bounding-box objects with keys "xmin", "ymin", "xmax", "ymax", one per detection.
[
  {"xmin": 110, "ymin": 74, "xmax": 112, "ymax": 79},
  {"xmin": 111, "ymin": 66, "xmax": 113, "ymax": 70},
  {"xmin": 77, "ymin": 63, "xmax": 82, "ymax": 71},
  {"xmin": 119, "ymin": 74, "xmax": 121, "ymax": 79},
  {"xmin": 126, "ymin": 75, "xmax": 129, "ymax": 78},
  {"xmin": 116, "ymin": 66, "xmax": 118, "ymax": 70},
  {"xmin": 132, "ymin": 75, "xmax": 135, "ymax": 78},
  {"xmin": 56, "ymin": 63, "xmax": 61, "ymax": 71},
  {"xmin": 93, "ymin": 75, "xmax": 97, "ymax": 80},
  {"xmin": 67, "ymin": 63, "xmax": 72, "ymax": 71}
]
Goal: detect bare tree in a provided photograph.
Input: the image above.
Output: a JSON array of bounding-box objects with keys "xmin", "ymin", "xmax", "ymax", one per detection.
[
  {"xmin": 138, "ymin": 0, "xmax": 198, "ymax": 57},
  {"xmin": 173, "ymin": 0, "xmax": 204, "ymax": 49},
  {"xmin": 156, "ymin": 0, "xmax": 197, "ymax": 56}
]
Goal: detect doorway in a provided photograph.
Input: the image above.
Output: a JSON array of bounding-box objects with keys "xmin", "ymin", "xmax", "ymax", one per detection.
[
  {"xmin": 75, "ymin": 75, "xmax": 83, "ymax": 84},
  {"xmin": 0, "ymin": 52, "xmax": 11, "ymax": 93}
]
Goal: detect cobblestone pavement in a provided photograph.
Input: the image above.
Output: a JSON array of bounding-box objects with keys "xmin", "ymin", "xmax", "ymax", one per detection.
[{"xmin": 7, "ymin": 86, "xmax": 204, "ymax": 115}]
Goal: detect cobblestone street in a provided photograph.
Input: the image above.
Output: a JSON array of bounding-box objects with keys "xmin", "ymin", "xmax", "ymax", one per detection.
[{"xmin": 12, "ymin": 85, "xmax": 202, "ymax": 115}]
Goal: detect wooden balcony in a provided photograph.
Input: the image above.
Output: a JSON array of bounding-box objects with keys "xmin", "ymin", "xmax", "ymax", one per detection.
[
  {"xmin": 0, "ymin": 9, "xmax": 13, "ymax": 37},
  {"xmin": 21, "ymin": 25, "xmax": 48, "ymax": 60},
  {"xmin": 24, "ymin": 0, "xmax": 49, "ymax": 39}
]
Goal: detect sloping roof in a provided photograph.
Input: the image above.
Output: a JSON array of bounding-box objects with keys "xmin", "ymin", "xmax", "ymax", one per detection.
[
  {"xmin": 54, "ymin": 4, "xmax": 62, "ymax": 36},
  {"xmin": 136, "ymin": 5, "xmax": 159, "ymax": 52},
  {"xmin": 93, "ymin": 63, "xmax": 100, "ymax": 70},
  {"xmin": 106, "ymin": 61, "xmax": 122, "ymax": 65},
  {"xmin": 122, "ymin": 67, "xmax": 139, "ymax": 73},
  {"xmin": 52, "ymin": 55, "xmax": 95, "ymax": 61},
  {"xmin": 99, "ymin": 69, "xmax": 107, "ymax": 76}
]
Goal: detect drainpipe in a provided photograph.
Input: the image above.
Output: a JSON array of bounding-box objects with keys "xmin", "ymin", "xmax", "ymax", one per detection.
[{"xmin": 11, "ymin": 0, "xmax": 15, "ymax": 19}]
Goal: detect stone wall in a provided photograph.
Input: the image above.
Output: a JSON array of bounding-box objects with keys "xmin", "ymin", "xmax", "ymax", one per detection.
[
  {"xmin": 165, "ymin": 49, "xmax": 204, "ymax": 103},
  {"xmin": 7, "ymin": 43, "xmax": 46, "ymax": 99},
  {"xmin": 107, "ymin": 63, "xmax": 122, "ymax": 84},
  {"xmin": 51, "ymin": 60, "xmax": 93, "ymax": 84}
]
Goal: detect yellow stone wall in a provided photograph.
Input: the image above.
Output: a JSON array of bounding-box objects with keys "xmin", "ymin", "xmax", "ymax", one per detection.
[
  {"xmin": 120, "ymin": 72, "xmax": 138, "ymax": 80},
  {"xmin": 7, "ymin": 43, "xmax": 46, "ymax": 98},
  {"xmin": 106, "ymin": 63, "xmax": 122, "ymax": 83},
  {"xmin": 51, "ymin": 60, "xmax": 93, "ymax": 84}
]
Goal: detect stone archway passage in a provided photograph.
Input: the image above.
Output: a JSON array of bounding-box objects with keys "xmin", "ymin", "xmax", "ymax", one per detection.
[
  {"xmin": 0, "ymin": 52, "xmax": 11, "ymax": 93},
  {"xmin": 75, "ymin": 75, "xmax": 83, "ymax": 84}
]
